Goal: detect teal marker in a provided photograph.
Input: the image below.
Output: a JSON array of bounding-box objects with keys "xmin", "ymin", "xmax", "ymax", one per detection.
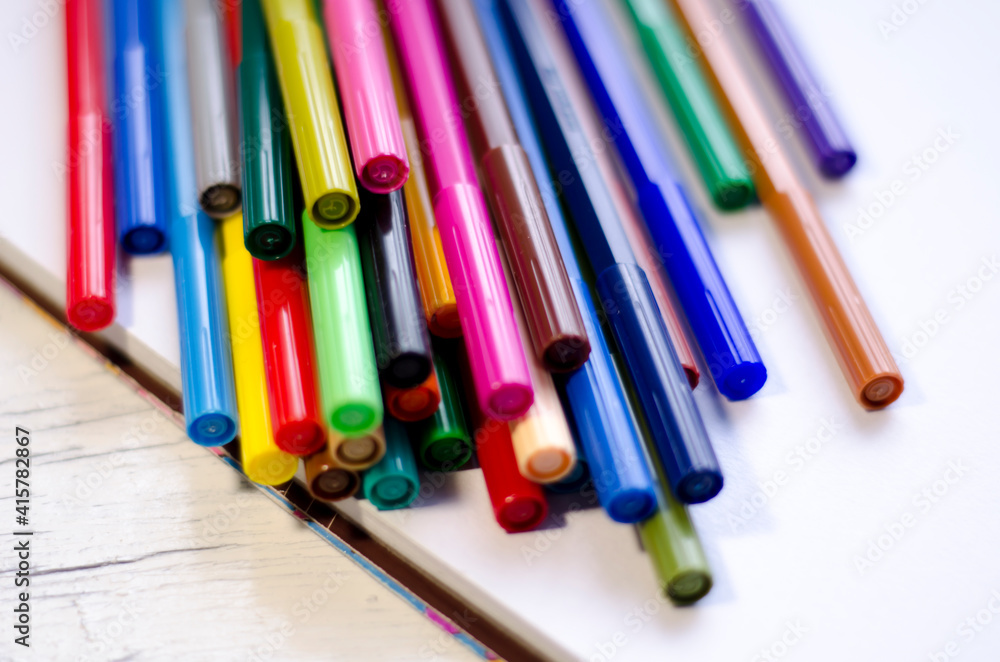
[{"xmin": 363, "ymin": 416, "xmax": 420, "ymax": 510}]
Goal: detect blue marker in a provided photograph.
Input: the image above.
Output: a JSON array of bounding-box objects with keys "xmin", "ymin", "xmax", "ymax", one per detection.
[
  {"xmin": 555, "ymin": 0, "xmax": 765, "ymax": 401},
  {"xmin": 157, "ymin": 0, "xmax": 238, "ymax": 446},
  {"xmin": 498, "ymin": 0, "xmax": 721, "ymax": 504},
  {"xmin": 109, "ymin": 0, "xmax": 169, "ymax": 254},
  {"xmin": 475, "ymin": 0, "xmax": 655, "ymax": 521}
]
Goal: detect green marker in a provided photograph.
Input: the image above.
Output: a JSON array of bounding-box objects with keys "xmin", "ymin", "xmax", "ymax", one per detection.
[
  {"xmin": 363, "ymin": 416, "xmax": 420, "ymax": 510},
  {"xmin": 640, "ymin": 468, "xmax": 712, "ymax": 604},
  {"xmin": 303, "ymin": 214, "xmax": 383, "ymax": 435},
  {"xmin": 240, "ymin": 0, "xmax": 296, "ymax": 259},
  {"xmin": 624, "ymin": 0, "xmax": 754, "ymax": 210},
  {"xmin": 414, "ymin": 346, "xmax": 473, "ymax": 471}
]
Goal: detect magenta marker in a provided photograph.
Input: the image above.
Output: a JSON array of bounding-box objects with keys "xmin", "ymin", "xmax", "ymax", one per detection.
[
  {"xmin": 323, "ymin": 0, "xmax": 410, "ymax": 193},
  {"xmin": 389, "ymin": 0, "xmax": 532, "ymax": 420}
]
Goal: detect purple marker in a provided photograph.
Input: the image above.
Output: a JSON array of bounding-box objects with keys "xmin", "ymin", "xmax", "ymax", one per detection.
[{"xmin": 744, "ymin": 0, "xmax": 857, "ymax": 178}]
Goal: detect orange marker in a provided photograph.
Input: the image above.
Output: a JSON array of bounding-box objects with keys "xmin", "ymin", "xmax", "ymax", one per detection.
[
  {"xmin": 384, "ymin": 26, "xmax": 460, "ymax": 337},
  {"xmin": 672, "ymin": 0, "xmax": 902, "ymax": 408},
  {"xmin": 384, "ymin": 370, "xmax": 442, "ymax": 422}
]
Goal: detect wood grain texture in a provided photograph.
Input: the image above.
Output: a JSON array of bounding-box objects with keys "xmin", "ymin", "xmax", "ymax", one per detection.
[{"xmin": 0, "ymin": 283, "xmax": 482, "ymax": 662}]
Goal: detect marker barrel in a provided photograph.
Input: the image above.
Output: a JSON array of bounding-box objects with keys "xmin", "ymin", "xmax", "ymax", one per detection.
[
  {"xmin": 473, "ymin": 0, "xmax": 657, "ymax": 522},
  {"xmin": 261, "ymin": 0, "xmax": 360, "ymax": 227},
  {"xmin": 598, "ymin": 264, "xmax": 721, "ymax": 503},
  {"xmin": 413, "ymin": 347, "xmax": 473, "ymax": 471},
  {"xmin": 253, "ymin": 249, "xmax": 326, "ymax": 456},
  {"xmin": 562, "ymin": 288, "xmax": 659, "ymax": 520},
  {"xmin": 170, "ymin": 214, "xmax": 239, "ymax": 446},
  {"xmin": 744, "ymin": 0, "xmax": 857, "ymax": 178},
  {"xmin": 436, "ymin": 0, "xmax": 589, "ymax": 372},
  {"xmin": 640, "ymin": 487, "xmax": 713, "ymax": 604},
  {"xmin": 185, "ymin": 0, "xmax": 241, "ymax": 218},
  {"xmin": 384, "ymin": 370, "xmax": 442, "ymax": 422},
  {"xmin": 306, "ymin": 447, "xmax": 361, "ymax": 501},
  {"xmin": 363, "ymin": 417, "xmax": 420, "ymax": 510},
  {"xmin": 323, "ymin": 0, "xmax": 409, "ymax": 193},
  {"xmin": 302, "ymin": 214, "xmax": 384, "ymax": 435},
  {"xmin": 624, "ymin": 0, "xmax": 753, "ymax": 209},
  {"xmin": 673, "ymin": 0, "xmax": 903, "ymax": 410},
  {"xmin": 66, "ymin": 0, "xmax": 116, "ymax": 331},
  {"xmin": 558, "ymin": 0, "xmax": 764, "ymax": 399},
  {"xmin": 462, "ymin": 348, "xmax": 548, "ymax": 533},
  {"xmin": 159, "ymin": 0, "xmax": 238, "ymax": 447},
  {"xmin": 326, "ymin": 426, "xmax": 387, "ymax": 471},
  {"xmin": 109, "ymin": 0, "xmax": 168, "ymax": 254},
  {"xmin": 389, "ymin": 0, "xmax": 533, "ymax": 420},
  {"xmin": 357, "ymin": 190, "xmax": 434, "ymax": 389},
  {"xmin": 240, "ymin": 0, "xmax": 296, "ymax": 260},
  {"xmin": 220, "ymin": 214, "xmax": 298, "ymax": 485}
]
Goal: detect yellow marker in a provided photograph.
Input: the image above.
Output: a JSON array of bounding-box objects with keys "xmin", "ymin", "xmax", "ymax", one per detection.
[
  {"xmin": 384, "ymin": 26, "xmax": 460, "ymax": 337},
  {"xmin": 261, "ymin": 0, "xmax": 359, "ymax": 228},
  {"xmin": 219, "ymin": 213, "xmax": 298, "ymax": 485}
]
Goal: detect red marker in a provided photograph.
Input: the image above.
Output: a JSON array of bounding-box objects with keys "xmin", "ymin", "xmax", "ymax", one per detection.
[
  {"xmin": 459, "ymin": 348, "xmax": 547, "ymax": 533},
  {"xmin": 253, "ymin": 248, "xmax": 326, "ymax": 456},
  {"xmin": 65, "ymin": 0, "xmax": 115, "ymax": 331},
  {"xmin": 221, "ymin": 0, "xmax": 242, "ymax": 70}
]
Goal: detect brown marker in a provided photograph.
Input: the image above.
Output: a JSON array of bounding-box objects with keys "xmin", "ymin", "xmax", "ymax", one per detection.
[
  {"xmin": 435, "ymin": 0, "xmax": 590, "ymax": 371},
  {"xmin": 305, "ymin": 446, "xmax": 361, "ymax": 502}
]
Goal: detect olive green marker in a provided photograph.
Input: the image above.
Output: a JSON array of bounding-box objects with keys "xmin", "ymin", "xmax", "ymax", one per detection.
[
  {"xmin": 624, "ymin": 0, "xmax": 754, "ymax": 209},
  {"xmin": 614, "ymin": 336, "xmax": 713, "ymax": 604},
  {"xmin": 302, "ymin": 213, "xmax": 383, "ymax": 435},
  {"xmin": 639, "ymin": 472, "xmax": 713, "ymax": 604}
]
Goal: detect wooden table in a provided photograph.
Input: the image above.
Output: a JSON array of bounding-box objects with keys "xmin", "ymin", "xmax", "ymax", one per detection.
[{"xmin": 0, "ymin": 282, "xmax": 482, "ymax": 662}]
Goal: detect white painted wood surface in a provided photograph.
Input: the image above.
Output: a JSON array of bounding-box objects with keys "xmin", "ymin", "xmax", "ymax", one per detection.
[{"xmin": 0, "ymin": 284, "xmax": 481, "ymax": 662}]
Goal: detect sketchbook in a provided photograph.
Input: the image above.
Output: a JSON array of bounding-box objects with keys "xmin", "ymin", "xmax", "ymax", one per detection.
[{"xmin": 3, "ymin": 0, "xmax": 1000, "ymax": 660}]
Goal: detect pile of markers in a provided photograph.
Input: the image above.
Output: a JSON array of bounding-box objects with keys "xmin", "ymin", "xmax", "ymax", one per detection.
[{"xmin": 64, "ymin": 0, "xmax": 903, "ymax": 605}]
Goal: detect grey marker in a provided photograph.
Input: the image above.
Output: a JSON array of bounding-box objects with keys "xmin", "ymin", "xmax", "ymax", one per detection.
[{"xmin": 185, "ymin": 0, "xmax": 241, "ymax": 218}]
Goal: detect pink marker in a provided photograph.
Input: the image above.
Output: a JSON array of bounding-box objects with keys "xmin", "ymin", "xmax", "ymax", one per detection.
[
  {"xmin": 323, "ymin": 0, "xmax": 409, "ymax": 193},
  {"xmin": 388, "ymin": 0, "xmax": 533, "ymax": 420}
]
